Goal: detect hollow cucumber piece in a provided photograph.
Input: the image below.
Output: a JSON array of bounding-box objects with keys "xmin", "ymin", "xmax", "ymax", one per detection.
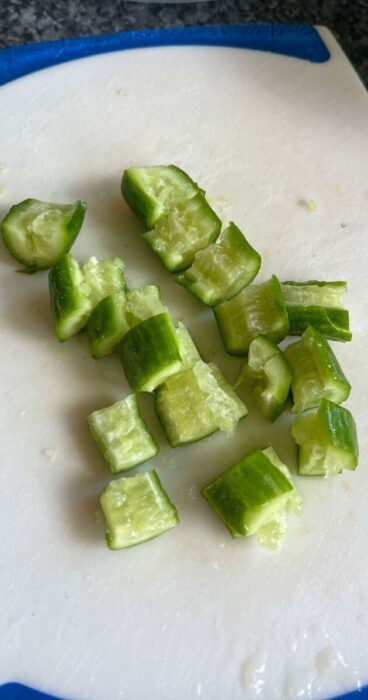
[
  {"xmin": 291, "ymin": 398, "xmax": 358, "ymax": 476},
  {"xmin": 214, "ymin": 275, "xmax": 289, "ymax": 355},
  {"xmin": 87, "ymin": 292, "xmax": 129, "ymax": 359},
  {"xmin": 87, "ymin": 394, "xmax": 158, "ymax": 473},
  {"xmin": 82, "ymin": 256, "xmax": 127, "ymax": 309},
  {"xmin": 143, "ymin": 192, "xmax": 221, "ymax": 272},
  {"xmin": 236, "ymin": 336, "xmax": 291, "ymax": 421},
  {"xmin": 284, "ymin": 326, "xmax": 351, "ymax": 413},
  {"xmin": 125, "ymin": 285, "xmax": 166, "ymax": 328},
  {"xmin": 120, "ymin": 312, "xmax": 183, "ymax": 392},
  {"xmin": 100, "ymin": 470, "xmax": 179, "ymax": 550},
  {"xmin": 282, "ymin": 281, "xmax": 351, "ymax": 342},
  {"xmin": 177, "ymin": 222, "xmax": 261, "ymax": 305},
  {"xmin": 121, "ymin": 165, "xmax": 201, "ymax": 228},
  {"xmin": 49, "ymin": 253, "xmax": 91, "ymax": 342},
  {"xmin": 202, "ymin": 447, "xmax": 301, "ymax": 548},
  {"xmin": 155, "ymin": 360, "xmax": 247, "ymax": 447},
  {"xmin": 1, "ymin": 198, "xmax": 86, "ymax": 270}
]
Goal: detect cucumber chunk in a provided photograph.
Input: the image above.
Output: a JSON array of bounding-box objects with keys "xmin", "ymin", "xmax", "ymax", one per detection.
[
  {"xmin": 49, "ymin": 253, "xmax": 91, "ymax": 342},
  {"xmin": 284, "ymin": 326, "xmax": 351, "ymax": 413},
  {"xmin": 87, "ymin": 394, "xmax": 159, "ymax": 473},
  {"xmin": 282, "ymin": 281, "xmax": 351, "ymax": 342},
  {"xmin": 291, "ymin": 398, "xmax": 358, "ymax": 476},
  {"xmin": 202, "ymin": 447, "xmax": 301, "ymax": 549},
  {"xmin": 175, "ymin": 321, "xmax": 201, "ymax": 368},
  {"xmin": 236, "ymin": 336, "xmax": 291, "ymax": 421},
  {"xmin": 1, "ymin": 198, "xmax": 86, "ymax": 270},
  {"xmin": 87, "ymin": 292, "xmax": 129, "ymax": 359},
  {"xmin": 155, "ymin": 360, "xmax": 247, "ymax": 447},
  {"xmin": 214, "ymin": 275, "xmax": 289, "ymax": 355},
  {"xmin": 177, "ymin": 222, "xmax": 261, "ymax": 305},
  {"xmin": 143, "ymin": 192, "xmax": 221, "ymax": 272},
  {"xmin": 120, "ymin": 312, "xmax": 183, "ymax": 392},
  {"xmin": 121, "ymin": 165, "xmax": 200, "ymax": 228},
  {"xmin": 82, "ymin": 256, "xmax": 127, "ymax": 309},
  {"xmin": 100, "ymin": 470, "xmax": 179, "ymax": 550},
  {"xmin": 125, "ymin": 285, "xmax": 166, "ymax": 328}
]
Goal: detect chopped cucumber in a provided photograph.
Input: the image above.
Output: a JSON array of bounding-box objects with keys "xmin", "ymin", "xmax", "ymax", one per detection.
[
  {"xmin": 100, "ymin": 470, "xmax": 179, "ymax": 550},
  {"xmin": 175, "ymin": 321, "xmax": 201, "ymax": 368},
  {"xmin": 143, "ymin": 192, "xmax": 221, "ymax": 272},
  {"xmin": 282, "ymin": 281, "xmax": 351, "ymax": 342},
  {"xmin": 291, "ymin": 398, "xmax": 358, "ymax": 476},
  {"xmin": 284, "ymin": 326, "xmax": 351, "ymax": 413},
  {"xmin": 155, "ymin": 360, "xmax": 247, "ymax": 447},
  {"xmin": 87, "ymin": 394, "xmax": 158, "ymax": 473},
  {"xmin": 82, "ymin": 256, "xmax": 127, "ymax": 309},
  {"xmin": 1, "ymin": 198, "xmax": 86, "ymax": 271},
  {"xmin": 120, "ymin": 312, "xmax": 183, "ymax": 392},
  {"xmin": 202, "ymin": 446, "xmax": 301, "ymax": 549},
  {"xmin": 236, "ymin": 336, "xmax": 291, "ymax": 421},
  {"xmin": 121, "ymin": 165, "xmax": 201, "ymax": 228},
  {"xmin": 177, "ymin": 222, "xmax": 261, "ymax": 305},
  {"xmin": 125, "ymin": 285, "xmax": 166, "ymax": 328},
  {"xmin": 87, "ymin": 292, "xmax": 129, "ymax": 359},
  {"xmin": 214, "ymin": 275, "xmax": 289, "ymax": 355},
  {"xmin": 49, "ymin": 253, "xmax": 91, "ymax": 342}
]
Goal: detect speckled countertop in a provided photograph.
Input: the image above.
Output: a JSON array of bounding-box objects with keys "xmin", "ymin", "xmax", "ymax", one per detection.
[{"xmin": 0, "ymin": 0, "xmax": 367, "ymax": 85}]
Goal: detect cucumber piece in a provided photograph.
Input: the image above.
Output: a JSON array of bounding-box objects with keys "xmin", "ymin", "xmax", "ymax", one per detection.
[
  {"xmin": 87, "ymin": 292, "xmax": 129, "ymax": 359},
  {"xmin": 87, "ymin": 394, "xmax": 159, "ymax": 473},
  {"xmin": 100, "ymin": 470, "xmax": 179, "ymax": 550},
  {"xmin": 49, "ymin": 253, "xmax": 91, "ymax": 342},
  {"xmin": 82, "ymin": 256, "xmax": 127, "ymax": 309},
  {"xmin": 125, "ymin": 285, "xmax": 166, "ymax": 328},
  {"xmin": 282, "ymin": 281, "xmax": 351, "ymax": 342},
  {"xmin": 143, "ymin": 192, "xmax": 221, "ymax": 272},
  {"xmin": 120, "ymin": 312, "xmax": 183, "ymax": 392},
  {"xmin": 121, "ymin": 165, "xmax": 201, "ymax": 228},
  {"xmin": 202, "ymin": 447, "xmax": 301, "ymax": 548},
  {"xmin": 1, "ymin": 198, "xmax": 86, "ymax": 271},
  {"xmin": 284, "ymin": 326, "xmax": 351, "ymax": 413},
  {"xmin": 175, "ymin": 321, "xmax": 201, "ymax": 368},
  {"xmin": 155, "ymin": 360, "xmax": 247, "ymax": 447},
  {"xmin": 236, "ymin": 336, "xmax": 291, "ymax": 421},
  {"xmin": 214, "ymin": 275, "xmax": 289, "ymax": 355},
  {"xmin": 177, "ymin": 222, "xmax": 261, "ymax": 305},
  {"xmin": 291, "ymin": 398, "xmax": 358, "ymax": 476}
]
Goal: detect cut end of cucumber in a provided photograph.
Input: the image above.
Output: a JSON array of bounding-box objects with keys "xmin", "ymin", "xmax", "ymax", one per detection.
[
  {"xmin": 175, "ymin": 321, "xmax": 202, "ymax": 369},
  {"xmin": 202, "ymin": 447, "xmax": 301, "ymax": 546},
  {"xmin": 82, "ymin": 256, "xmax": 127, "ymax": 309},
  {"xmin": 100, "ymin": 470, "xmax": 179, "ymax": 550},
  {"xmin": 125, "ymin": 285, "xmax": 166, "ymax": 328},
  {"xmin": 87, "ymin": 394, "xmax": 159, "ymax": 473}
]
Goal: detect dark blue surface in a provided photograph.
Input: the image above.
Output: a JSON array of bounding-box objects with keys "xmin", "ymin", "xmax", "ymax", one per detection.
[
  {"xmin": 0, "ymin": 20, "xmax": 365, "ymax": 700},
  {"xmin": 0, "ymin": 23, "xmax": 330, "ymax": 86}
]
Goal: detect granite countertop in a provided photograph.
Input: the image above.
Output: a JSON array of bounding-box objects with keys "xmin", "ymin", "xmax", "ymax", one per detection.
[{"xmin": 0, "ymin": 0, "xmax": 367, "ymax": 86}]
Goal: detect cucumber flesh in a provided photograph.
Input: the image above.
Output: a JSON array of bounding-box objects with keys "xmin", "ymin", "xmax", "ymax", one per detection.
[
  {"xmin": 155, "ymin": 360, "xmax": 247, "ymax": 447},
  {"xmin": 120, "ymin": 312, "xmax": 183, "ymax": 392},
  {"xmin": 175, "ymin": 321, "xmax": 201, "ymax": 368},
  {"xmin": 100, "ymin": 470, "xmax": 179, "ymax": 550},
  {"xmin": 202, "ymin": 447, "xmax": 301, "ymax": 548},
  {"xmin": 87, "ymin": 394, "xmax": 158, "ymax": 473},
  {"xmin": 1, "ymin": 198, "xmax": 86, "ymax": 270},
  {"xmin": 236, "ymin": 336, "xmax": 291, "ymax": 421},
  {"xmin": 121, "ymin": 165, "xmax": 200, "ymax": 228},
  {"xmin": 214, "ymin": 275, "xmax": 289, "ymax": 355},
  {"xmin": 284, "ymin": 326, "xmax": 351, "ymax": 413},
  {"xmin": 282, "ymin": 281, "xmax": 351, "ymax": 342},
  {"xmin": 291, "ymin": 398, "xmax": 358, "ymax": 476},
  {"xmin": 82, "ymin": 256, "xmax": 127, "ymax": 309},
  {"xmin": 177, "ymin": 222, "xmax": 261, "ymax": 305},
  {"xmin": 125, "ymin": 285, "xmax": 166, "ymax": 328},
  {"xmin": 87, "ymin": 292, "xmax": 129, "ymax": 359},
  {"xmin": 49, "ymin": 253, "xmax": 91, "ymax": 342},
  {"xmin": 143, "ymin": 192, "xmax": 221, "ymax": 272}
]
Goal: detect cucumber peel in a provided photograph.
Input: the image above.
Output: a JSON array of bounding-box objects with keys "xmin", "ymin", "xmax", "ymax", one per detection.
[{"xmin": 282, "ymin": 280, "xmax": 351, "ymax": 342}]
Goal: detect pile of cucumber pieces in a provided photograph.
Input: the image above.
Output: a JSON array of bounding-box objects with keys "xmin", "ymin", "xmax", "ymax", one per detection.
[{"xmin": 1, "ymin": 165, "xmax": 358, "ymax": 552}]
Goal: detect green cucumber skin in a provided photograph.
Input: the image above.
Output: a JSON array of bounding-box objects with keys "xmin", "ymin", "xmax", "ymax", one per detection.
[
  {"xmin": 286, "ymin": 305, "xmax": 351, "ymax": 342},
  {"xmin": 121, "ymin": 165, "xmax": 200, "ymax": 229},
  {"xmin": 1, "ymin": 199, "xmax": 86, "ymax": 271},
  {"xmin": 48, "ymin": 253, "xmax": 90, "ymax": 342},
  {"xmin": 87, "ymin": 293, "xmax": 128, "ymax": 359},
  {"xmin": 320, "ymin": 398, "xmax": 358, "ymax": 459},
  {"xmin": 119, "ymin": 312, "xmax": 182, "ymax": 392},
  {"xmin": 202, "ymin": 449, "xmax": 293, "ymax": 538},
  {"xmin": 214, "ymin": 275, "xmax": 289, "ymax": 355}
]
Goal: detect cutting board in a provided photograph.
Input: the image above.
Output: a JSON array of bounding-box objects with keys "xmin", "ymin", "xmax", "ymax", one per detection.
[{"xmin": 0, "ymin": 24, "xmax": 367, "ymax": 700}]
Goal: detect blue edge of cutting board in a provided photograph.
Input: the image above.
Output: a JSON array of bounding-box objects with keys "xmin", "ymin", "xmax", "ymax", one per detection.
[{"xmin": 0, "ymin": 21, "xmax": 365, "ymax": 700}]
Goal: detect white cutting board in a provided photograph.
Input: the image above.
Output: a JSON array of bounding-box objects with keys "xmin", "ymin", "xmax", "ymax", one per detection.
[{"xmin": 0, "ymin": 27, "xmax": 367, "ymax": 700}]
